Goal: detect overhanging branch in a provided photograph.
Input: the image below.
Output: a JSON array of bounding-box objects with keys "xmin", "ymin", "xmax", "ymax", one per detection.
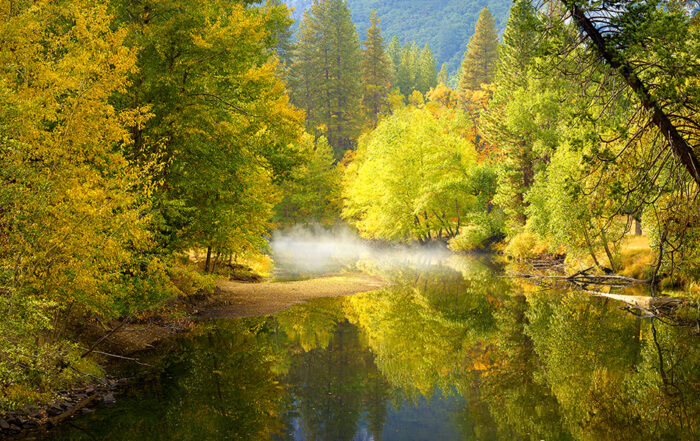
[{"xmin": 563, "ymin": 0, "xmax": 700, "ymax": 186}]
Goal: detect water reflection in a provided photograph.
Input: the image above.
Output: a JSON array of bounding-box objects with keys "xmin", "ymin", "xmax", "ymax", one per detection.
[{"xmin": 46, "ymin": 256, "xmax": 698, "ymax": 441}]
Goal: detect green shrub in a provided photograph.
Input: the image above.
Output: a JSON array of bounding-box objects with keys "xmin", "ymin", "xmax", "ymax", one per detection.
[
  {"xmin": 448, "ymin": 225, "xmax": 491, "ymax": 251},
  {"xmin": 505, "ymin": 231, "xmax": 549, "ymax": 259},
  {"xmin": 170, "ymin": 266, "xmax": 217, "ymax": 297},
  {"xmin": 0, "ymin": 293, "xmax": 102, "ymax": 410}
]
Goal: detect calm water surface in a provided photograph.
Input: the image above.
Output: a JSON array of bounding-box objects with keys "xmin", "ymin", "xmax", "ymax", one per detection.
[{"xmin": 45, "ymin": 256, "xmax": 698, "ymax": 441}]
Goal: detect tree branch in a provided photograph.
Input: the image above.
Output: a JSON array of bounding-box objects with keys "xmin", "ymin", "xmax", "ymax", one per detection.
[{"xmin": 564, "ymin": 0, "xmax": 700, "ymax": 186}]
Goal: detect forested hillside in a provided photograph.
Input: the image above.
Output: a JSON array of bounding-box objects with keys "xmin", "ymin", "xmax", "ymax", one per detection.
[{"xmin": 285, "ymin": 0, "xmax": 511, "ymax": 74}]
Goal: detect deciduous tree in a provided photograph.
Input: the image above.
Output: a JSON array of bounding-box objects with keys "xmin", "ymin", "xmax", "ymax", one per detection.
[{"xmin": 113, "ymin": 0, "xmax": 303, "ymax": 268}]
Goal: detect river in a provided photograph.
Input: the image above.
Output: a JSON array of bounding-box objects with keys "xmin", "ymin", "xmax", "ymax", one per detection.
[{"xmin": 43, "ymin": 255, "xmax": 698, "ymax": 440}]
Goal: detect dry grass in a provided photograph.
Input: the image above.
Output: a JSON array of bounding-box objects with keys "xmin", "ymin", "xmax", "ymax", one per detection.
[
  {"xmin": 558, "ymin": 235, "xmax": 653, "ymax": 277},
  {"xmin": 619, "ymin": 235, "xmax": 654, "ymax": 279},
  {"xmin": 238, "ymin": 254, "xmax": 273, "ymax": 278}
]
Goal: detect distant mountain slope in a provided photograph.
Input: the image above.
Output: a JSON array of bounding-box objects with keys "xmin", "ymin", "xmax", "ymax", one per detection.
[{"xmin": 283, "ymin": 0, "xmax": 512, "ymax": 75}]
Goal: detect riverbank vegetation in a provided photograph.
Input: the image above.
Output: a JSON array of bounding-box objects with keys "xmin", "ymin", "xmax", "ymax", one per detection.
[
  {"xmin": 0, "ymin": 0, "xmax": 698, "ymax": 420},
  {"xmin": 0, "ymin": 0, "xmax": 305, "ymax": 410}
]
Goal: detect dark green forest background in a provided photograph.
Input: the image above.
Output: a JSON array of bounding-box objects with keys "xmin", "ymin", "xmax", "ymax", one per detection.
[{"xmin": 284, "ymin": 0, "xmax": 511, "ymax": 74}]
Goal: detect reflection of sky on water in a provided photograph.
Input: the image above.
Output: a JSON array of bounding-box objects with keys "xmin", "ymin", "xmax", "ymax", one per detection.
[
  {"xmin": 383, "ymin": 393, "xmax": 463, "ymax": 441},
  {"xmin": 289, "ymin": 391, "xmax": 464, "ymax": 441},
  {"xmin": 292, "ymin": 415, "xmax": 374, "ymax": 441}
]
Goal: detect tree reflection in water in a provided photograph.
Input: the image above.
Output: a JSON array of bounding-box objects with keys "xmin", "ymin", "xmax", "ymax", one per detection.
[{"xmin": 47, "ymin": 256, "xmax": 698, "ymax": 441}]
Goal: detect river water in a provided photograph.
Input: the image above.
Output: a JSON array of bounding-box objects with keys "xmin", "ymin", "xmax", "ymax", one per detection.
[{"xmin": 45, "ymin": 255, "xmax": 697, "ymax": 441}]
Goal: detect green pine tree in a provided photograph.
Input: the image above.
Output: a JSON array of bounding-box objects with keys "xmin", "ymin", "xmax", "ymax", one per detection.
[
  {"xmin": 289, "ymin": 0, "xmax": 364, "ymax": 157},
  {"xmin": 396, "ymin": 41, "xmax": 419, "ymax": 97},
  {"xmin": 437, "ymin": 63, "xmax": 449, "ymax": 85},
  {"xmin": 274, "ymin": 134, "xmax": 341, "ymax": 226},
  {"xmin": 416, "ymin": 44, "xmax": 438, "ymax": 94},
  {"xmin": 458, "ymin": 7, "xmax": 499, "ymax": 96},
  {"xmin": 480, "ymin": 0, "xmax": 541, "ymax": 228},
  {"xmin": 266, "ymin": 0, "xmax": 294, "ymax": 69},
  {"xmin": 387, "ymin": 35, "xmax": 402, "ymax": 71},
  {"xmin": 491, "ymin": 0, "xmax": 538, "ymax": 93},
  {"xmin": 361, "ymin": 10, "xmax": 393, "ymax": 128},
  {"xmin": 289, "ymin": 9, "xmax": 318, "ymax": 120}
]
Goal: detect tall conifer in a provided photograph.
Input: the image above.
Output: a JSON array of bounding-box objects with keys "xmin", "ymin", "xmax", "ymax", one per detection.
[
  {"xmin": 437, "ymin": 63, "xmax": 449, "ymax": 85},
  {"xmin": 480, "ymin": 0, "xmax": 540, "ymax": 226},
  {"xmin": 266, "ymin": 0, "xmax": 294, "ymax": 69},
  {"xmin": 396, "ymin": 42, "xmax": 419, "ymax": 97},
  {"xmin": 289, "ymin": 9, "xmax": 317, "ymax": 119},
  {"xmin": 458, "ymin": 6, "xmax": 499, "ymax": 151},
  {"xmin": 289, "ymin": 0, "xmax": 363, "ymax": 156},
  {"xmin": 491, "ymin": 0, "xmax": 537, "ymax": 92},
  {"xmin": 361, "ymin": 10, "xmax": 392, "ymax": 128},
  {"xmin": 417, "ymin": 44, "xmax": 438, "ymax": 94},
  {"xmin": 387, "ymin": 36, "xmax": 402, "ymax": 70},
  {"xmin": 458, "ymin": 7, "xmax": 499, "ymax": 95}
]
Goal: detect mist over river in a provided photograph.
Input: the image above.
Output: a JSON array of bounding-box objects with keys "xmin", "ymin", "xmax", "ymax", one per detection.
[{"xmin": 270, "ymin": 225, "xmax": 451, "ymax": 277}]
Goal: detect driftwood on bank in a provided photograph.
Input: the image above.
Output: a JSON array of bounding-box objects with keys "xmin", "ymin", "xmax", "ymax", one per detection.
[
  {"xmin": 510, "ymin": 266, "xmax": 649, "ymax": 289},
  {"xmin": 524, "ymin": 255, "xmax": 567, "ymax": 273},
  {"xmin": 48, "ymin": 394, "xmax": 99, "ymax": 427},
  {"xmin": 584, "ymin": 291, "xmax": 695, "ymax": 326},
  {"xmin": 508, "ymin": 267, "xmax": 697, "ymax": 328}
]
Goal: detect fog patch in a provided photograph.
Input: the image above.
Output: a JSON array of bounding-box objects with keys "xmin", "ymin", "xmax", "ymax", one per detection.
[{"xmin": 270, "ymin": 225, "xmax": 450, "ymax": 278}]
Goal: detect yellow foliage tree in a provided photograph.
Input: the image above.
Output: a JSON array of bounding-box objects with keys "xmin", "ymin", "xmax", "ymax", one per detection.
[
  {"xmin": 0, "ymin": 0, "xmax": 154, "ymax": 315},
  {"xmin": 342, "ymin": 106, "xmax": 491, "ymax": 242},
  {"xmin": 0, "ymin": 0, "xmax": 159, "ymax": 407}
]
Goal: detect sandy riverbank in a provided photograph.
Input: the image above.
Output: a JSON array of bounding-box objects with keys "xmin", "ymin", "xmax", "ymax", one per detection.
[
  {"xmin": 200, "ymin": 273, "xmax": 387, "ymax": 318},
  {"xmin": 93, "ymin": 272, "xmax": 387, "ymax": 354}
]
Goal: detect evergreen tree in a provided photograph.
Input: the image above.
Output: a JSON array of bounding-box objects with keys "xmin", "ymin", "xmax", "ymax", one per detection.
[
  {"xmin": 458, "ymin": 6, "xmax": 499, "ymax": 151},
  {"xmin": 396, "ymin": 41, "xmax": 419, "ymax": 97},
  {"xmin": 386, "ymin": 39, "xmax": 439, "ymax": 99},
  {"xmin": 437, "ymin": 63, "xmax": 449, "ymax": 85},
  {"xmin": 387, "ymin": 35, "xmax": 402, "ymax": 71},
  {"xmin": 458, "ymin": 7, "xmax": 499, "ymax": 96},
  {"xmin": 493, "ymin": 0, "xmax": 539, "ymax": 92},
  {"xmin": 266, "ymin": 0, "xmax": 295, "ymax": 69},
  {"xmin": 289, "ymin": 9, "xmax": 318, "ymax": 120},
  {"xmin": 274, "ymin": 134, "xmax": 341, "ymax": 226},
  {"xmin": 361, "ymin": 10, "xmax": 393, "ymax": 128},
  {"xmin": 480, "ymin": 0, "xmax": 541, "ymax": 228},
  {"xmin": 417, "ymin": 44, "xmax": 438, "ymax": 94},
  {"xmin": 289, "ymin": 0, "xmax": 364, "ymax": 156}
]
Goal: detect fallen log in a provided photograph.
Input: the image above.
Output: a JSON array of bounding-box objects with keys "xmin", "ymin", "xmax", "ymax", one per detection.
[
  {"xmin": 508, "ymin": 270, "xmax": 695, "ymax": 328},
  {"xmin": 507, "ymin": 269, "xmax": 649, "ymax": 289},
  {"xmin": 48, "ymin": 394, "xmax": 99, "ymax": 427}
]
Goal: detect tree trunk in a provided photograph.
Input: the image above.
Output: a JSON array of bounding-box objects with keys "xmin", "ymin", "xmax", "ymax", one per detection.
[
  {"xmin": 211, "ymin": 249, "xmax": 221, "ymax": 273},
  {"xmin": 205, "ymin": 246, "xmax": 212, "ymax": 273},
  {"xmin": 582, "ymin": 226, "xmax": 603, "ymax": 271},
  {"xmin": 599, "ymin": 228, "xmax": 618, "ymax": 272},
  {"xmin": 634, "ymin": 219, "xmax": 642, "ymax": 236},
  {"xmin": 455, "ymin": 200, "xmax": 461, "ymax": 235}
]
